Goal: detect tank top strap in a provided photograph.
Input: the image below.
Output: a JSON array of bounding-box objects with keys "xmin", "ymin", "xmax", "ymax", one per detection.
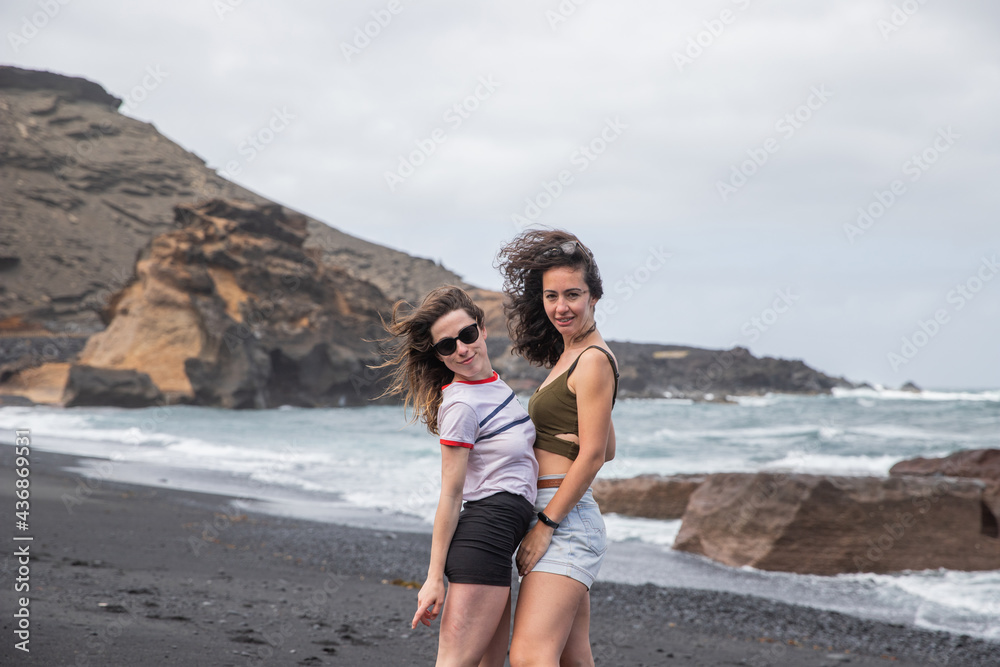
[{"xmin": 566, "ymin": 345, "xmax": 619, "ymax": 406}]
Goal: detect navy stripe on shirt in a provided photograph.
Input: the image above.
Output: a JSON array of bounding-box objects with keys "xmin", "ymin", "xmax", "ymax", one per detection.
[
  {"xmin": 478, "ymin": 391, "xmax": 516, "ymax": 428},
  {"xmin": 476, "ymin": 414, "xmax": 532, "ymax": 443}
]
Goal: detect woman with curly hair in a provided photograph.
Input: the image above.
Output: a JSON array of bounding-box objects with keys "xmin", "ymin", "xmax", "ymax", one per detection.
[
  {"xmin": 496, "ymin": 230, "xmax": 619, "ymax": 667},
  {"xmin": 375, "ymin": 285, "xmax": 538, "ymax": 666}
]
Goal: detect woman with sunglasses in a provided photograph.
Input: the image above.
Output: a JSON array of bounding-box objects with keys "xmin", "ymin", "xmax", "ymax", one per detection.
[
  {"xmin": 496, "ymin": 230, "xmax": 618, "ymax": 667},
  {"xmin": 376, "ymin": 285, "xmax": 538, "ymax": 666}
]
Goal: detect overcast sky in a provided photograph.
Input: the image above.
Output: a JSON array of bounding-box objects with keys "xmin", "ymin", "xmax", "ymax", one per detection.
[{"xmin": 4, "ymin": 1, "xmax": 998, "ymax": 389}]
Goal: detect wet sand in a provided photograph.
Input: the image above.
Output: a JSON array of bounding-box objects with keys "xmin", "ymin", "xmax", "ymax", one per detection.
[{"xmin": 1, "ymin": 445, "xmax": 995, "ymax": 666}]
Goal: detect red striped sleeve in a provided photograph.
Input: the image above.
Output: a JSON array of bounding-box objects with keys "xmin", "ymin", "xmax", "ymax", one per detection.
[{"xmin": 440, "ymin": 439, "xmax": 473, "ymax": 449}]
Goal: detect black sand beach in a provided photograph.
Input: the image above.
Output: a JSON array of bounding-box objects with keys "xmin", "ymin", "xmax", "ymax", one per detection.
[{"xmin": 1, "ymin": 445, "xmax": 996, "ymax": 666}]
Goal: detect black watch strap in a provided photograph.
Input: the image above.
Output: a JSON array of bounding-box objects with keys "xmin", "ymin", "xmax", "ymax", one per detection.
[{"xmin": 537, "ymin": 511, "xmax": 560, "ymax": 529}]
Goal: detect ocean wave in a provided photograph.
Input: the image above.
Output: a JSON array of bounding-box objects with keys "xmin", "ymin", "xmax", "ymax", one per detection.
[
  {"xmin": 163, "ymin": 439, "xmax": 333, "ymax": 465},
  {"xmin": 0, "ymin": 407, "xmax": 103, "ymax": 437},
  {"xmin": 760, "ymin": 451, "xmax": 903, "ymax": 476},
  {"xmin": 0, "ymin": 406, "xmax": 186, "ymax": 449},
  {"xmin": 659, "ymin": 396, "xmax": 695, "ymax": 405},
  {"xmin": 604, "ymin": 515, "xmax": 680, "ymax": 547},
  {"xmin": 598, "ymin": 456, "xmax": 756, "ymax": 477},
  {"xmin": 833, "ymin": 569, "xmax": 1000, "ymax": 641},
  {"xmin": 832, "ymin": 387, "xmax": 1000, "ymax": 402},
  {"xmin": 651, "ymin": 423, "xmax": 832, "ymax": 442},
  {"xmin": 247, "ymin": 469, "xmax": 338, "ymax": 495},
  {"xmin": 889, "ymin": 569, "xmax": 1000, "ymax": 617},
  {"xmin": 846, "ymin": 423, "xmax": 972, "ymax": 442},
  {"xmin": 727, "ymin": 394, "xmax": 786, "ymax": 407},
  {"xmin": 838, "ymin": 570, "xmax": 1000, "ymax": 641}
]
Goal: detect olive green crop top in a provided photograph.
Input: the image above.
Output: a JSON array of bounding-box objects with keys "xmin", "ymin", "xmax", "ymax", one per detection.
[{"xmin": 527, "ymin": 346, "xmax": 619, "ymax": 461}]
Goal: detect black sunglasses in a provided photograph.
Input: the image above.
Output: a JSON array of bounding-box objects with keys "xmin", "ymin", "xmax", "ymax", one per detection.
[{"xmin": 432, "ymin": 323, "xmax": 480, "ymax": 356}]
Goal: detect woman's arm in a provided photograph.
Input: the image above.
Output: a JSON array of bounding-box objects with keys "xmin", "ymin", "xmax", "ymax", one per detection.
[
  {"xmin": 516, "ymin": 349, "xmax": 614, "ymax": 576},
  {"xmin": 412, "ymin": 444, "xmax": 468, "ymax": 628}
]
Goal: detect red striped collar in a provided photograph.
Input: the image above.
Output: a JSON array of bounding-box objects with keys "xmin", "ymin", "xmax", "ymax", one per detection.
[{"xmin": 442, "ymin": 371, "xmax": 499, "ymax": 389}]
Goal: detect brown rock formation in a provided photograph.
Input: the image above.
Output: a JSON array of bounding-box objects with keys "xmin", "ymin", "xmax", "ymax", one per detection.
[
  {"xmin": 55, "ymin": 199, "xmax": 393, "ymax": 408},
  {"xmin": 889, "ymin": 448, "xmax": 1000, "ymax": 482},
  {"xmin": 592, "ymin": 474, "xmax": 705, "ymax": 520},
  {"xmin": 0, "ymin": 362, "xmax": 70, "ymax": 405},
  {"xmin": 673, "ymin": 472, "xmax": 1000, "ymax": 575},
  {"xmin": 890, "ymin": 448, "xmax": 1000, "ymax": 520}
]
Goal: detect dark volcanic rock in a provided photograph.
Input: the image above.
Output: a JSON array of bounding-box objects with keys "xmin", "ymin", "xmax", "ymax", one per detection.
[
  {"xmin": 673, "ymin": 472, "xmax": 1000, "ymax": 575},
  {"xmin": 0, "ymin": 67, "xmax": 122, "ymax": 108},
  {"xmin": 0, "ymin": 333, "xmax": 88, "ymax": 379},
  {"xmin": 0, "ymin": 394, "xmax": 36, "ymax": 407},
  {"xmin": 62, "ymin": 364, "xmax": 163, "ymax": 408},
  {"xmin": 493, "ymin": 340, "xmax": 856, "ymax": 400},
  {"xmin": 607, "ymin": 342, "xmax": 855, "ymax": 399}
]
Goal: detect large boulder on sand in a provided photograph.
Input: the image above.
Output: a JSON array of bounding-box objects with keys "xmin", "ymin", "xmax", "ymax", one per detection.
[
  {"xmin": 673, "ymin": 472, "xmax": 1000, "ymax": 575},
  {"xmin": 62, "ymin": 365, "xmax": 162, "ymax": 408},
  {"xmin": 592, "ymin": 474, "xmax": 705, "ymax": 520}
]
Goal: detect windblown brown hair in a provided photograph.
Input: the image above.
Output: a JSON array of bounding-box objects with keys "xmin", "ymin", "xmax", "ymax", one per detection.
[
  {"xmin": 372, "ymin": 285, "xmax": 485, "ymax": 435},
  {"xmin": 495, "ymin": 229, "xmax": 603, "ymax": 368}
]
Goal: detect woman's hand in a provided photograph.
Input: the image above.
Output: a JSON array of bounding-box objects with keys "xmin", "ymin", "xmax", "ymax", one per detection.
[
  {"xmin": 515, "ymin": 521, "xmax": 554, "ymax": 576},
  {"xmin": 411, "ymin": 577, "xmax": 446, "ymax": 629}
]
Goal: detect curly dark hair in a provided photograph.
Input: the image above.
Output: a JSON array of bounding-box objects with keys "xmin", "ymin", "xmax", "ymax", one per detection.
[
  {"xmin": 372, "ymin": 285, "xmax": 485, "ymax": 434},
  {"xmin": 495, "ymin": 229, "xmax": 603, "ymax": 368}
]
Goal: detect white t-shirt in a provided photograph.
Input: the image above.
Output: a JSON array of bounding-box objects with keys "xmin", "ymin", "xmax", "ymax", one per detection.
[{"xmin": 438, "ymin": 371, "xmax": 538, "ymax": 503}]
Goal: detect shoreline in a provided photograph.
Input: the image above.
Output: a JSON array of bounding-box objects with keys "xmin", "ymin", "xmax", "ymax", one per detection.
[{"xmin": 1, "ymin": 446, "xmax": 996, "ymax": 666}]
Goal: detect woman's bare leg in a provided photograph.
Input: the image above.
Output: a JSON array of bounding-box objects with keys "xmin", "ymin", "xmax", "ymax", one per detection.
[
  {"xmin": 558, "ymin": 592, "xmax": 593, "ymax": 667},
  {"xmin": 478, "ymin": 590, "xmax": 512, "ymax": 667},
  {"xmin": 509, "ymin": 572, "xmax": 588, "ymax": 667},
  {"xmin": 437, "ymin": 583, "xmax": 511, "ymax": 667}
]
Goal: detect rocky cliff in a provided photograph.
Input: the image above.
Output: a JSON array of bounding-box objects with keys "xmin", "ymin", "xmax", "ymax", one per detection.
[
  {"xmin": 69, "ymin": 199, "xmax": 396, "ymax": 408},
  {"xmin": 0, "ymin": 66, "xmax": 858, "ymax": 407},
  {"xmin": 0, "ymin": 65, "xmax": 470, "ymax": 335}
]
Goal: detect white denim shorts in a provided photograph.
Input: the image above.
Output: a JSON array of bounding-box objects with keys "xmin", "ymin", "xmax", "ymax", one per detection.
[{"xmin": 527, "ymin": 475, "xmax": 607, "ymax": 589}]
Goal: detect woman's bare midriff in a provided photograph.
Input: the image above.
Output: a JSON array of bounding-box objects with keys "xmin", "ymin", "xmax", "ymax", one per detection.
[{"xmin": 535, "ymin": 436, "xmax": 578, "ymax": 475}]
